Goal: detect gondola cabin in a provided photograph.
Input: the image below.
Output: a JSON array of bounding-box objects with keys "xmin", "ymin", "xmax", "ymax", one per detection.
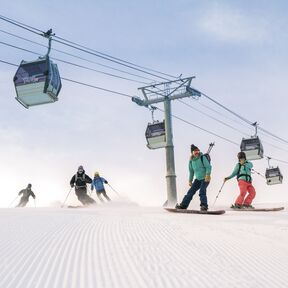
[
  {"xmin": 13, "ymin": 57, "xmax": 61, "ymax": 108},
  {"xmin": 265, "ymin": 167, "xmax": 283, "ymax": 185},
  {"xmin": 240, "ymin": 136, "xmax": 264, "ymax": 160},
  {"xmin": 145, "ymin": 121, "xmax": 166, "ymax": 149}
]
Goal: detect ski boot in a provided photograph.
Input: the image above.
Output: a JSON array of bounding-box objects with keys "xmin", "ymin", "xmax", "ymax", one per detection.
[
  {"xmin": 231, "ymin": 204, "xmax": 243, "ymax": 209},
  {"xmin": 242, "ymin": 204, "xmax": 255, "ymax": 210},
  {"xmin": 175, "ymin": 203, "xmax": 186, "ymax": 210},
  {"xmin": 200, "ymin": 204, "xmax": 208, "ymax": 211}
]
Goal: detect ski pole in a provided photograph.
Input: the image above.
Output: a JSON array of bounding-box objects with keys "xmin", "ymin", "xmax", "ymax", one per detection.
[
  {"xmin": 34, "ymin": 198, "xmax": 36, "ymax": 208},
  {"xmin": 8, "ymin": 194, "xmax": 19, "ymax": 207},
  {"xmin": 88, "ymin": 185, "xmax": 93, "ymax": 196},
  {"xmin": 61, "ymin": 187, "xmax": 73, "ymax": 208},
  {"xmin": 107, "ymin": 184, "xmax": 120, "ymax": 196},
  {"xmin": 211, "ymin": 181, "xmax": 225, "ymax": 208},
  {"xmin": 252, "ymin": 169, "xmax": 265, "ymax": 178}
]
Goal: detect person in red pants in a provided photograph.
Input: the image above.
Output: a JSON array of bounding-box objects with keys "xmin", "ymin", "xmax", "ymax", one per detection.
[{"xmin": 224, "ymin": 152, "xmax": 256, "ymax": 209}]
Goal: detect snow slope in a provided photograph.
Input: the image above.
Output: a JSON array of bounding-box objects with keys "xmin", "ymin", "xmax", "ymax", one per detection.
[{"xmin": 0, "ymin": 202, "xmax": 287, "ymax": 288}]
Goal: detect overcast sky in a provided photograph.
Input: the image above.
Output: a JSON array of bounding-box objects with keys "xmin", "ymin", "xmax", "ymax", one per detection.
[{"xmin": 1, "ymin": 0, "xmax": 288, "ymax": 207}]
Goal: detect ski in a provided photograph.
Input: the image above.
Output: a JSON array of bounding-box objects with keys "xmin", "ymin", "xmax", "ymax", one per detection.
[
  {"xmin": 165, "ymin": 208, "xmax": 225, "ymax": 215},
  {"xmin": 231, "ymin": 206, "xmax": 284, "ymax": 212},
  {"xmin": 67, "ymin": 205, "xmax": 84, "ymax": 208}
]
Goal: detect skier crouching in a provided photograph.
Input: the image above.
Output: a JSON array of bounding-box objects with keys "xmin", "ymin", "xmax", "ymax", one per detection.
[
  {"xmin": 16, "ymin": 183, "xmax": 36, "ymax": 207},
  {"xmin": 70, "ymin": 166, "xmax": 95, "ymax": 206},
  {"xmin": 91, "ymin": 172, "xmax": 111, "ymax": 202}
]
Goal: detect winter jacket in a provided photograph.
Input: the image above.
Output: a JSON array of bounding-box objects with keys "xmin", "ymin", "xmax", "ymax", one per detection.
[
  {"xmin": 189, "ymin": 153, "xmax": 212, "ymax": 182},
  {"xmin": 70, "ymin": 171, "xmax": 92, "ymax": 188},
  {"xmin": 91, "ymin": 177, "xmax": 108, "ymax": 192},
  {"xmin": 227, "ymin": 160, "xmax": 253, "ymax": 182},
  {"xmin": 18, "ymin": 188, "xmax": 35, "ymax": 199}
]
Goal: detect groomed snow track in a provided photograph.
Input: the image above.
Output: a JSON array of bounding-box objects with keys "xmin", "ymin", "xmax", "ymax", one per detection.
[{"xmin": 0, "ymin": 204, "xmax": 287, "ymax": 288}]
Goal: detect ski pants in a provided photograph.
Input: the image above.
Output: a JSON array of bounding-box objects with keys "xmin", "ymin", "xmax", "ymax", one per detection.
[
  {"xmin": 96, "ymin": 189, "xmax": 111, "ymax": 202},
  {"xmin": 180, "ymin": 179, "xmax": 209, "ymax": 209},
  {"xmin": 235, "ymin": 180, "xmax": 256, "ymax": 205},
  {"xmin": 16, "ymin": 197, "xmax": 29, "ymax": 207},
  {"xmin": 75, "ymin": 187, "xmax": 95, "ymax": 205}
]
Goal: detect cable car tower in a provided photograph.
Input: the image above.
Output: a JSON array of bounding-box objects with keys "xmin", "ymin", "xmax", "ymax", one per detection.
[{"xmin": 132, "ymin": 77, "xmax": 201, "ymax": 206}]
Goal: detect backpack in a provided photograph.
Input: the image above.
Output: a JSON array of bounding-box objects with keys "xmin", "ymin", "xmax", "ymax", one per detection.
[
  {"xmin": 75, "ymin": 173, "xmax": 86, "ymax": 182},
  {"xmin": 200, "ymin": 154, "xmax": 211, "ymax": 166},
  {"xmin": 200, "ymin": 142, "xmax": 214, "ymax": 166}
]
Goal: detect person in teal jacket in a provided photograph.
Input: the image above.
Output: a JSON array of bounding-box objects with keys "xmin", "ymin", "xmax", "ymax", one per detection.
[
  {"xmin": 224, "ymin": 151, "xmax": 256, "ymax": 209},
  {"xmin": 176, "ymin": 144, "xmax": 212, "ymax": 211}
]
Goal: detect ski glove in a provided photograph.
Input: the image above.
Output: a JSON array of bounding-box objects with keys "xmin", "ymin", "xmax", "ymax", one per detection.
[
  {"xmin": 224, "ymin": 177, "xmax": 229, "ymax": 182},
  {"xmin": 188, "ymin": 181, "xmax": 192, "ymax": 187},
  {"xmin": 70, "ymin": 184, "xmax": 74, "ymax": 188},
  {"xmin": 204, "ymin": 175, "xmax": 211, "ymax": 182},
  {"xmin": 105, "ymin": 181, "xmax": 108, "ymax": 184}
]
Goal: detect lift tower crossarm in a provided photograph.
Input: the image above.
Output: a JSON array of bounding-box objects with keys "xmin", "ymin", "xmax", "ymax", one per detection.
[{"xmin": 138, "ymin": 76, "xmax": 195, "ymax": 91}]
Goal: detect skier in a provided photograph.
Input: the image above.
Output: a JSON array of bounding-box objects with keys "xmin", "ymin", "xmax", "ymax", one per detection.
[
  {"xmin": 91, "ymin": 172, "xmax": 111, "ymax": 202},
  {"xmin": 16, "ymin": 183, "xmax": 36, "ymax": 207},
  {"xmin": 175, "ymin": 144, "xmax": 212, "ymax": 211},
  {"xmin": 224, "ymin": 151, "xmax": 256, "ymax": 209},
  {"xmin": 70, "ymin": 165, "xmax": 95, "ymax": 206}
]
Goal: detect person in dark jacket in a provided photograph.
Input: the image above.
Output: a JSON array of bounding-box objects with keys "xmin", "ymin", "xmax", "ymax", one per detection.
[
  {"xmin": 16, "ymin": 183, "xmax": 36, "ymax": 207},
  {"xmin": 70, "ymin": 165, "xmax": 95, "ymax": 206},
  {"xmin": 175, "ymin": 144, "xmax": 212, "ymax": 211},
  {"xmin": 91, "ymin": 172, "xmax": 111, "ymax": 202}
]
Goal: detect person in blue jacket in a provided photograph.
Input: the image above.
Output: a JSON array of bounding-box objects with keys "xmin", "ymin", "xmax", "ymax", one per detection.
[
  {"xmin": 91, "ymin": 172, "xmax": 111, "ymax": 202},
  {"xmin": 175, "ymin": 144, "xmax": 212, "ymax": 211}
]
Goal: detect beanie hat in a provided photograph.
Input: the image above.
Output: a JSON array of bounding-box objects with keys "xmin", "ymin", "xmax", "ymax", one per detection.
[
  {"xmin": 190, "ymin": 144, "xmax": 199, "ymax": 152},
  {"xmin": 237, "ymin": 151, "xmax": 246, "ymax": 160}
]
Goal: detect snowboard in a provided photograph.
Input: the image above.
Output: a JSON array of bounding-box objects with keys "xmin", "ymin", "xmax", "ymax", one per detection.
[
  {"xmin": 230, "ymin": 206, "xmax": 284, "ymax": 212},
  {"xmin": 165, "ymin": 208, "xmax": 226, "ymax": 215}
]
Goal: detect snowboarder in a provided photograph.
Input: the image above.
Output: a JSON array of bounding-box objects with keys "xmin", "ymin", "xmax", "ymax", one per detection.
[
  {"xmin": 224, "ymin": 151, "xmax": 256, "ymax": 209},
  {"xmin": 70, "ymin": 165, "xmax": 95, "ymax": 206},
  {"xmin": 91, "ymin": 172, "xmax": 111, "ymax": 202},
  {"xmin": 175, "ymin": 144, "xmax": 212, "ymax": 211},
  {"xmin": 16, "ymin": 183, "xmax": 36, "ymax": 207}
]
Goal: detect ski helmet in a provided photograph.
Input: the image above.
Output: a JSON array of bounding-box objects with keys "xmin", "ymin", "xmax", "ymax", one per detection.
[{"xmin": 78, "ymin": 165, "xmax": 84, "ymax": 173}]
